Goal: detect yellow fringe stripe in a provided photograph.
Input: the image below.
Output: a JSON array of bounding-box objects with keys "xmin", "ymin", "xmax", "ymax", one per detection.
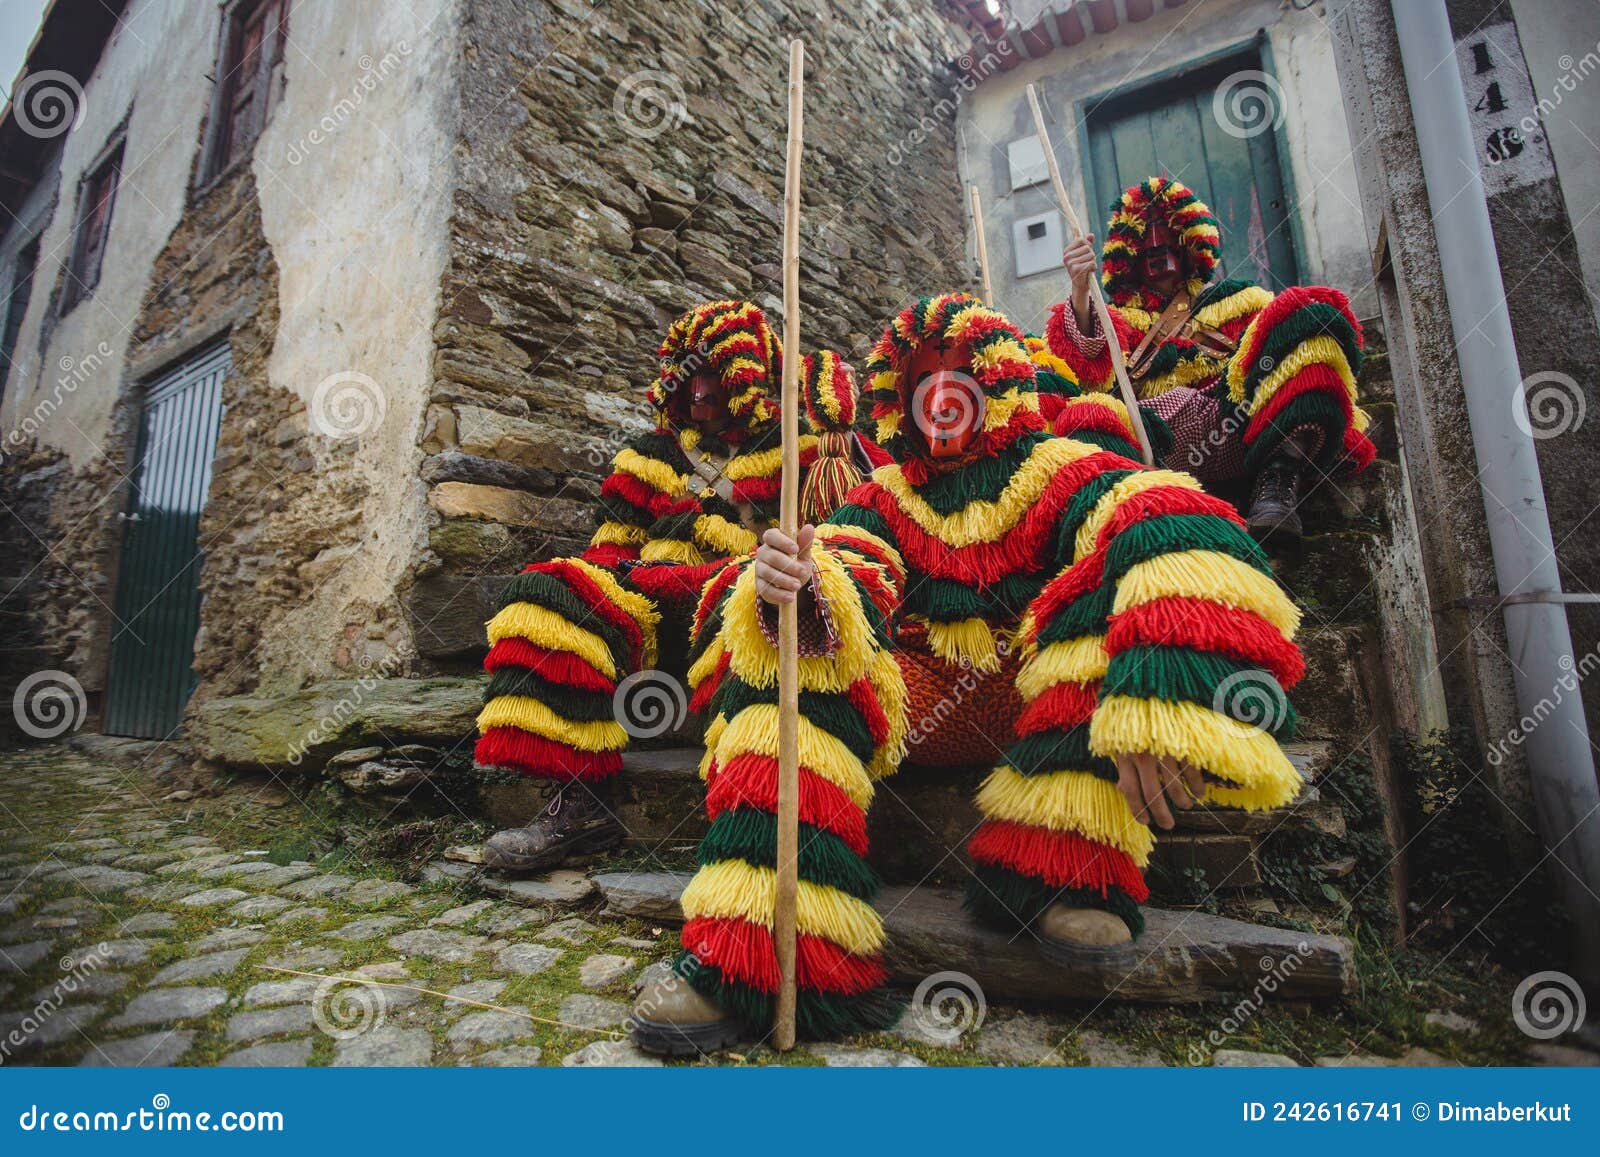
[
  {"xmin": 712, "ymin": 704, "xmax": 874, "ymax": 810},
  {"xmin": 866, "ymin": 648, "xmax": 908, "ymax": 780},
  {"xmin": 1074, "ymin": 469, "xmax": 1205, "ymax": 561},
  {"xmin": 687, "ymin": 636, "xmax": 726, "ymax": 692},
  {"xmin": 725, "ymin": 436, "xmax": 818, "ymax": 481},
  {"xmin": 1194, "ymin": 284, "xmax": 1273, "ymax": 330},
  {"xmin": 591, "ymin": 520, "xmax": 649, "ymax": 548},
  {"xmin": 1089, "ymin": 695, "xmax": 1303, "ymax": 810},
  {"xmin": 695, "ymin": 513, "xmax": 758, "ymax": 559},
  {"xmin": 486, "ymin": 603, "xmax": 617, "ymax": 679},
  {"xmin": 699, "ymin": 714, "xmax": 727, "ymax": 782},
  {"xmin": 1015, "ymin": 635, "xmax": 1109, "ymax": 702},
  {"xmin": 475, "ymin": 696, "xmax": 629, "ymax": 752},
  {"xmin": 1112, "ymin": 550, "xmax": 1300, "ymax": 637},
  {"xmin": 922, "ymin": 616, "xmax": 1001, "ymax": 674},
  {"xmin": 614, "ymin": 448, "xmax": 686, "ymax": 497},
  {"xmin": 981, "ymin": 386, "xmax": 1040, "ymax": 431},
  {"xmin": 640, "ymin": 538, "xmax": 706, "ymax": 566},
  {"xmin": 1240, "ymin": 335, "xmax": 1360, "ymax": 415},
  {"xmin": 681, "ymin": 859, "xmax": 885, "ymax": 956},
  {"xmin": 1136, "ymin": 352, "xmax": 1229, "ymax": 399},
  {"xmin": 722, "ymin": 552, "xmax": 877, "ymax": 692},
  {"xmin": 975, "ymin": 766, "xmax": 1155, "ymax": 863},
  {"xmin": 872, "ymin": 437, "xmax": 1095, "ymax": 548},
  {"xmin": 814, "ymin": 524, "xmax": 906, "ymax": 582}
]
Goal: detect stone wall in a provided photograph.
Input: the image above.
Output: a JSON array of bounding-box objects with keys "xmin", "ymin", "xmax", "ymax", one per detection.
[{"xmin": 408, "ymin": 0, "xmax": 972, "ymax": 667}]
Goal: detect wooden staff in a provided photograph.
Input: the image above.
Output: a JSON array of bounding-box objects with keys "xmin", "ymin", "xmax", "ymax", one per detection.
[
  {"xmin": 969, "ymin": 184, "xmax": 995, "ymax": 305},
  {"xmin": 1025, "ymin": 84, "xmax": 1155, "ymax": 466},
  {"xmin": 773, "ymin": 35, "xmax": 804, "ymax": 1054}
]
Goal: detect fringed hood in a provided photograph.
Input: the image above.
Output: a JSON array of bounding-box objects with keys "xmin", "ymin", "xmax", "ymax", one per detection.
[
  {"xmin": 863, "ymin": 292, "xmax": 1045, "ymax": 470},
  {"xmin": 1099, "ymin": 177, "xmax": 1223, "ymax": 310},
  {"xmin": 649, "ymin": 300, "xmax": 782, "ymax": 438}
]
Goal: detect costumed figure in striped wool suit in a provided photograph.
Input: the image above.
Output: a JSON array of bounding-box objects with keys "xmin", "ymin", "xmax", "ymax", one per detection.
[
  {"xmin": 1053, "ymin": 176, "xmax": 1373, "ymax": 540},
  {"xmin": 629, "ymin": 291, "xmax": 1309, "ymax": 1054},
  {"xmin": 473, "ymin": 300, "xmax": 886, "ymax": 873}
]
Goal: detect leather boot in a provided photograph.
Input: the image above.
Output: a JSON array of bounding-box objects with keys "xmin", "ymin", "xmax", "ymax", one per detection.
[
  {"xmin": 1246, "ymin": 438, "xmax": 1312, "ymax": 541},
  {"xmin": 1036, "ymin": 903, "xmax": 1135, "ymax": 969},
  {"xmin": 481, "ymin": 781, "xmax": 624, "ymax": 873},
  {"xmin": 629, "ymin": 973, "xmax": 746, "ymax": 1056}
]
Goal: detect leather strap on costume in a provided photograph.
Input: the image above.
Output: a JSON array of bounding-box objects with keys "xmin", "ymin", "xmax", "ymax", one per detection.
[
  {"xmin": 691, "ymin": 448, "xmax": 761, "ymax": 531},
  {"xmin": 1127, "ymin": 289, "xmax": 1193, "ymax": 380},
  {"xmin": 1126, "ymin": 287, "xmax": 1239, "ymax": 380}
]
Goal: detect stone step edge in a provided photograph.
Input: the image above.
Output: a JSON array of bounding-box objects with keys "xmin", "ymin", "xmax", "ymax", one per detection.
[{"xmin": 592, "ymin": 870, "xmax": 1356, "ymax": 1004}]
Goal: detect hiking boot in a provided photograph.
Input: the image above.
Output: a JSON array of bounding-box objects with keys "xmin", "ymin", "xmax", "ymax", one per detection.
[
  {"xmin": 629, "ymin": 973, "xmax": 746, "ymax": 1056},
  {"xmin": 1246, "ymin": 453, "xmax": 1306, "ymax": 541},
  {"xmin": 1036, "ymin": 903, "xmax": 1135, "ymax": 969},
  {"xmin": 480, "ymin": 781, "xmax": 623, "ymax": 873}
]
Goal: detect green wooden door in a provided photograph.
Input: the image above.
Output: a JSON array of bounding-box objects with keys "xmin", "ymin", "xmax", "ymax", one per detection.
[
  {"xmin": 1083, "ymin": 51, "xmax": 1300, "ymax": 291},
  {"xmin": 104, "ymin": 345, "xmax": 229, "ymax": 738}
]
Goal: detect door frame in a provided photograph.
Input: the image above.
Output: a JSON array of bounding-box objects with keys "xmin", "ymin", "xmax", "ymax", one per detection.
[{"xmin": 1072, "ymin": 29, "xmax": 1306, "ymax": 287}]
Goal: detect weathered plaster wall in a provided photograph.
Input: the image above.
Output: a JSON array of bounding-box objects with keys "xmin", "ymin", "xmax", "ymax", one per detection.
[
  {"xmin": 0, "ymin": 0, "xmax": 460, "ymax": 722},
  {"xmin": 959, "ymin": 0, "xmax": 1373, "ymax": 333},
  {"xmin": 408, "ymin": 0, "xmax": 971, "ymax": 667},
  {"xmin": 238, "ymin": 0, "xmax": 459, "ymax": 694}
]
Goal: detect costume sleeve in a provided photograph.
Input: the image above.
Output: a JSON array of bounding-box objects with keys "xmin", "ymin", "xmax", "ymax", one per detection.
[
  {"xmin": 1044, "ymin": 301, "xmax": 1119, "ymax": 393},
  {"xmin": 1074, "ymin": 470, "xmax": 1307, "ymax": 810},
  {"xmin": 1225, "ymin": 285, "xmax": 1373, "ymax": 474},
  {"xmin": 582, "ymin": 429, "xmax": 691, "ymax": 569},
  {"xmin": 473, "ymin": 557, "xmax": 659, "ymax": 780}
]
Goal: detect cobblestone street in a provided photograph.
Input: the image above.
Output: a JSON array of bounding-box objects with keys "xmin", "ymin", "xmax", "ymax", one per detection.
[{"xmin": 0, "ymin": 743, "xmax": 1581, "ymax": 1068}]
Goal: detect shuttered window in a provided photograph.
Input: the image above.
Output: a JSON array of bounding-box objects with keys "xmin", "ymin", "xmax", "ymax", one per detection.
[{"xmin": 199, "ymin": 0, "xmax": 290, "ymax": 184}]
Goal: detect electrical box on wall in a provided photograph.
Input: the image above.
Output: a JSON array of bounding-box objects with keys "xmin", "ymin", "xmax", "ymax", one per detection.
[
  {"xmin": 1013, "ymin": 210, "xmax": 1063, "ymax": 278},
  {"xmin": 1007, "ymin": 136, "xmax": 1048, "ymax": 190}
]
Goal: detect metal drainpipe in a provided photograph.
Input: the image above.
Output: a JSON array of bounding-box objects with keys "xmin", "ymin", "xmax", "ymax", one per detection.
[{"xmin": 1392, "ymin": 0, "xmax": 1600, "ymax": 986}]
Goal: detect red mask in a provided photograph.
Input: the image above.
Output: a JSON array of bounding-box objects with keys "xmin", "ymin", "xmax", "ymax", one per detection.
[
  {"xmin": 687, "ymin": 369, "xmax": 730, "ymax": 425},
  {"xmin": 906, "ymin": 341, "xmax": 985, "ymax": 460},
  {"xmin": 1139, "ymin": 218, "xmax": 1184, "ymax": 287}
]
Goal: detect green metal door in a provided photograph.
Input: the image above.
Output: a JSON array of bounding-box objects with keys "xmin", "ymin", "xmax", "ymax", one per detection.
[
  {"xmin": 104, "ymin": 344, "xmax": 229, "ymax": 738},
  {"xmin": 1083, "ymin": 48, "xmax": 1300, "ymax": 290}
]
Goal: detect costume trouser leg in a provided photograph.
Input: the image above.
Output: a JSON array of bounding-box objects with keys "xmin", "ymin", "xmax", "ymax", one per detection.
[
  {"xmin": 671, "ymin": 538, "xmax": 906, "ymax": 1037},
  {"xmin": 475, "ymin": 559, "xmax": 660, "ymax": 783},
  {"xmin": 1227, "ymin": 286, "xmax": 1374, "ymax": 475}
]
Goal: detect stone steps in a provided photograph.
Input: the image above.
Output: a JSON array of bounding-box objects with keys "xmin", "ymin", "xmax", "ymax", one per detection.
[
  {"xmin": 591, "ymin": 870, "xmax": 1356, "ymax": 1003},
  {"xmin": 480, "ymin": 741, "xmax": 1337, "ymax": 893}
]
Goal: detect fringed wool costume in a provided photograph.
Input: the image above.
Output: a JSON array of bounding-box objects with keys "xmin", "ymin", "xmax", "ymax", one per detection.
[
  {"xmin": 667, "ymin": 292, "xmax": 1308, "ymax": 1039},
  {"xmin": 1048, "ymin": 177, "xmax": 1374, "ymax": 482},
  {"xmin": 474, "ymin": 300, "xmax": 887, "ymax": 791}
]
